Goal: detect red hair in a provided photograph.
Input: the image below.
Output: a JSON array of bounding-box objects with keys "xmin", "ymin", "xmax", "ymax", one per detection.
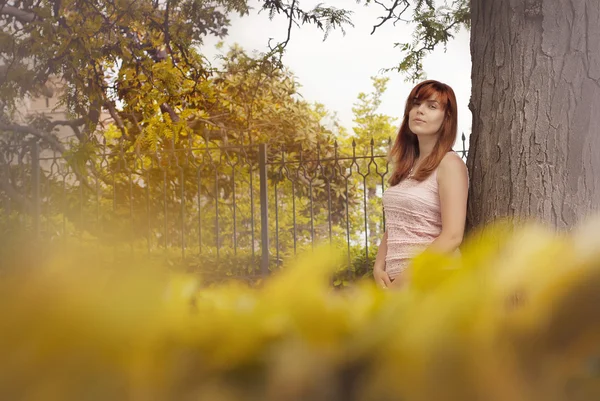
[{"xmin": 388, "ymin": 80, "xmax": 458, "ymax": 186}]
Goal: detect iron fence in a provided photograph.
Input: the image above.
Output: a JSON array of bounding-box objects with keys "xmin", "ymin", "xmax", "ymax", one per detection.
[{"xmin": 0, "ymin": 135, "xmax": 468, "ymax": 278}]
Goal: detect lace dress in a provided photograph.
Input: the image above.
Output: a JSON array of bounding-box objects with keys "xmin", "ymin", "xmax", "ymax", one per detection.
[{"xmin": 382, "ymin": 168, "xmax": 442, "ymax": 279}]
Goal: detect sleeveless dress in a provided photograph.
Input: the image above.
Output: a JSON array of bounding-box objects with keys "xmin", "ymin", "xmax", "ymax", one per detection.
[{"xmin": 382, "ymin": 165, "xmax": 443, "ymax": 280}]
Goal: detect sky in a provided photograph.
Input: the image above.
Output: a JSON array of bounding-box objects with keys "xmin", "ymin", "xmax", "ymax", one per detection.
[{"xmin": 201, "ymin": 0, "xmax": 472, "ymax": 147}]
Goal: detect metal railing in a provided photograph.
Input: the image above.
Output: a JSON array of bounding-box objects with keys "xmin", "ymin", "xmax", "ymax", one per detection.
[{"xmin": 0, "ymin": 134, "xmax": 468, "ymax": 277}]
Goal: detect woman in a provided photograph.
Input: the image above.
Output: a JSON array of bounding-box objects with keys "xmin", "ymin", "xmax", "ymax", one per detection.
[{"xmin": 373, "ymin": 80, "xmax": 468, "ymax": 289}]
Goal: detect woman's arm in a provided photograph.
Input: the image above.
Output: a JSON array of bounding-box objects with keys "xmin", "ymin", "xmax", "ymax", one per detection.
[
  {"xmin": 373, "ymin": 231, "xmax": 392, "ymax": 287},
  {"xmin": 374, "ymin": 231, "xmax": 388, "ymax": 271},
  {"xmin": 427, "ymin": 152, "xmax": 469, "ymax": 253}
]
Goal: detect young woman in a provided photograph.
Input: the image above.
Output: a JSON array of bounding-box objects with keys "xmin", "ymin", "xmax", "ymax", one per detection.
[{"xmin": 373, "ymin": 80, "xmax": 468, "ymax": 289}]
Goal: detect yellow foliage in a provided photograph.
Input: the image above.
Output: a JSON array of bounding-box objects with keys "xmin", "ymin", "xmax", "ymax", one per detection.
[{"xmin": 2, "ymin": 218, "xmax": 600, "ymax": 401}]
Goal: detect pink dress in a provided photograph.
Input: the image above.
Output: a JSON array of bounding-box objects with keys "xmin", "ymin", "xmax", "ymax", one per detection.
[{"xmin": 382, "ymin": 167, "xmax": 442, "ymax": 280}]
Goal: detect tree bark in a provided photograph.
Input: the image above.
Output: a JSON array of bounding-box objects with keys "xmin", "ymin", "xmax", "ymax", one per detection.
[{"xmin": 467, "ymin": 0, "xmax": 600, "ymax": 231}]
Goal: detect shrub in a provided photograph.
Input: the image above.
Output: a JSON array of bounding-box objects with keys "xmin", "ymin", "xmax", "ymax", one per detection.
[{"xmin": 1, "ymin": 218, "xmax": 600, "ymax": 401}]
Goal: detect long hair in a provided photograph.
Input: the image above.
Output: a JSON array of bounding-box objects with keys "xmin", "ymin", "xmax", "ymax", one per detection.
[{"xmin": 388, "ymin": 80, "xmax": 458, "ymax": 186}]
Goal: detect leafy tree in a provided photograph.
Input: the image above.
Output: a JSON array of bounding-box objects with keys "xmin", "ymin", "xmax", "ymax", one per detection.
[
  {"xmin": 0, "ymin": 0, "xmax": 358, "ymax": 277},
  {"xmin": 0, "ymin": 0, "xmax": 353, "ymax": 161},
  {"xmin": 364, "ymin": 0, "xmax": 470, "ymax": 81}
]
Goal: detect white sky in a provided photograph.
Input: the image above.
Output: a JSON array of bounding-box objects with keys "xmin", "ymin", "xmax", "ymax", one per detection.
[{"xmin": 201, "ymin": 0, "xmax": 472, "ymax": 147}]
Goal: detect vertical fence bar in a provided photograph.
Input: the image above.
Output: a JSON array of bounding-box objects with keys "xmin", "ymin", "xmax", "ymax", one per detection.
[
  {"xmin": 175, "ymin": 148, "xmax": 185, "ymax": 259},
  {"xmin": 214, "ymin": 162, "xmax": 220, "ymax": 261},
  {"xmin": 30, "ymin": 140, "xmax": 40, "ymax": 240},
  {"xmin": 231, "ymin": 156, "xmax": 238, "ymax": 256},
  {"xmin": 128, "ymin": 164, "xmax": 134, "ymax": 254},
  {"xmin": 197, "ymin": 169, "xmax": 202, "ymax": 255},
  {"xmin": 180, "ymin": 168, "xmax": 185, "ymax": 259},
  {"xmin": 291, "ymin": 180, "xmax": 297, "ymax": 255},
  {"xmin": 61, "ymin": 176, "xmax": 66, "ymax": 242},
  {"xmin": 249, "ymin": 159, "xmax": 255, "ymax": 260},
  {"xmin": 274, "ymin": 173, "xmax": 279, "ymax": 267},
  {"xmin": 163, "ymin": 168, "xmax": 168, "ymax": 249},
  {"xmin": 259, "ymin": 143, "xmax": 269, "ymax": 276}
]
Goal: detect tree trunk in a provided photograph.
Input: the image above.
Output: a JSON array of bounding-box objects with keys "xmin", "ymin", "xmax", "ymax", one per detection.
[{"xmin": 467, "ymin": 0, "xmax": 600, "ymax": 231}]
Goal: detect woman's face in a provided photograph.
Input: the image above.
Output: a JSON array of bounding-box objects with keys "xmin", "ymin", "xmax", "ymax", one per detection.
[{"xmin": 407, "ymin": 94, "xmax": 446, "ymax": 137}]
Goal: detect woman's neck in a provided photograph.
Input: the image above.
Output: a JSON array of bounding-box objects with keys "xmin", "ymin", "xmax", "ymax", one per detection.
[{"xmin": 416, "ymin": 135, "xmax": 437, "ymax": 160}]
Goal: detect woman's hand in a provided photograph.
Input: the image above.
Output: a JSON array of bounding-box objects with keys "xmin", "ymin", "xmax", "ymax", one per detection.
[
  {"xmin": 389, "ymin": 272, "xmax": 409, "ymax": 290},
  {"xmin": 373, "ymin": 266, "xmax": 392, "ymax": 289}
]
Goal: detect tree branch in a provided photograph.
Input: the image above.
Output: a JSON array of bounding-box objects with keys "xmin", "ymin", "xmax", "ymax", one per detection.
[
  {"xmin": 49, "ymin": 118, "xmax": 86, "ymax": 129},
  {"xmin": 80, "ymin": 100, "xmax": 102, "ymax": 140},
  {"xmin": 0, "ymin": 151, "xmax": 33, "ymax": 211},
  {"xmin": 372, "ymin": 0, "xmax": 469, "ymax": 80},
  {"xmin": 370, "ymin": 0, "xmax": 411, "ymax": 34},
  {"xmin": 0, "ymin": 123, "xmax": 66, "ymax": 154},
  {"xmin": 261, "ymin": 0, "xmax": 352, "ymax": 59},
  {"xmin": 272, "ymin": 0, "xmax": 296, "ymax": 54},
  {"xmin": 128, "ymin": 112, "xmax": 143, "ymax": 135},
  {"xmin": 0, "ymin": 5, "xmax": 36, "ymax": 23},
  {"xmin": 105, "ymin": 101, "xmax": 130, "ymax": 139},
  {"xmin": 160, "ymin": 103, "xmax": 180, "ymax": 123}
]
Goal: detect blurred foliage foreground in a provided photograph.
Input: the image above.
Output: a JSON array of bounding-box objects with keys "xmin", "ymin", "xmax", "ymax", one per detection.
[{"xmin": 2, "ymin": 218, "xmax": 600, "ymax": 401}]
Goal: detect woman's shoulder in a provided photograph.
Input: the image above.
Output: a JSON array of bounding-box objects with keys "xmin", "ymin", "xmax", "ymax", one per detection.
[
  {"xmin": 436, "ymin": 151, "xmax": 468, "ymax": 182},
  {"xmin": 439, "ymin": 151, "xmax": 466, "ymax": 169}
]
